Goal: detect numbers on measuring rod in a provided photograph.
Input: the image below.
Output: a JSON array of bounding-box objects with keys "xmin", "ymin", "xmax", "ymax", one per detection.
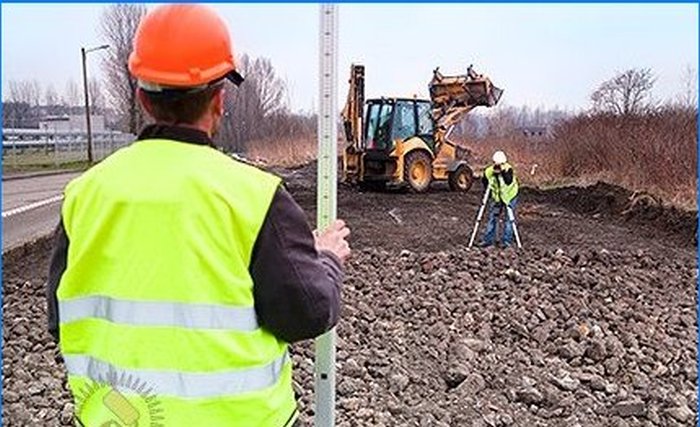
[{"xmin": 316, "ymin": 2, "xmax": 338, "ymax": 230}]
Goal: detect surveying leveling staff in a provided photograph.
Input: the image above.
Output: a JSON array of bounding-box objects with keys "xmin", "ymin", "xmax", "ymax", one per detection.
[
  {"xmin": 46, "ymin": 5, "xmax": 350, "ymax": 426},
  {"xmin": 480, "ymin": 150, "xmax": 519, "ymax": 248}
]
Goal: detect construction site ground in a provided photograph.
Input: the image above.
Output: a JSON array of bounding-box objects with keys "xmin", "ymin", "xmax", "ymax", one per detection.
[{"xmin": 2, "ymin": 162, "xmax": 697, "ymax": 426}]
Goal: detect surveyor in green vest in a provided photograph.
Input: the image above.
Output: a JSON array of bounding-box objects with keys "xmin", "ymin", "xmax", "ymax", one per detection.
[
  {"xmin": 46, "ymin": 5, "xmax": 350, "ymax": 426},
  {"xmin": 479, "ymin": 150, "xmax": 519, "ymax": 248}
]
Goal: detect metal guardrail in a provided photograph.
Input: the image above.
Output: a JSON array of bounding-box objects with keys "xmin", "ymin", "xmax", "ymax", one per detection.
[
  {"xmin": 2, "ymin": 128, "xmax": 135, "ymax": 166},
  {"xmin": 3, "ymin": 128, "xmax": 134, "ymax": 146}
]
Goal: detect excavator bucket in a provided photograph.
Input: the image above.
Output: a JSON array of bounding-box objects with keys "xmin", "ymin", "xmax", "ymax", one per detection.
[
  {"xmin": 428, "ymin": 65, "xmax": 503, "ymax": 142},
  {"xmin": 429, "ymin": 65, "xmax": 503, "ymax": 112}
]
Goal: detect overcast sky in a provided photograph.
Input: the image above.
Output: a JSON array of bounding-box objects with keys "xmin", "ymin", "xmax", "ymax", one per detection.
[{"xmin": 2, "ymin": 3, "xmax": 697, "ymax": 113}]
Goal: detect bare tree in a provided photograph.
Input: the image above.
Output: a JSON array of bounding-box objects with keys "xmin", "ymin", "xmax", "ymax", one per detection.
[
  {"xmin": 482, "ymin": 105, "xmax": 519, "ymax": 138},
  {"xmin": 5, "ymin": 80, "xmax": 44, "ymax": 127},
  {"xmin": 678, "ymin": 64, "xmax": 697, "ymax": 110},
  {"xmin": 7, "ymin": 79, "xmax": 42, "ymax": 106},
  {"xmin": 99, "ymin": 3, "xmax": 147, "ymax": 133},
  {"xmin": 89, "ymin": 78, "xmax": 105, "ymax": 113},
  {"xmin": 64, "ymin": 79, "xmax": 82, "ymax": 107},
  {"xmin": 28, "ymin": 80, "xmax": 42, "ymax": 106},
  {"xmin": 216, "ymin": 54, "xmax": 289, "ymax": 151},
  {"xmin": 44, "ymin": 83, "xmax": 59, "ymax": 106},
  {"xmin": 7, "ymin": 80, "xmax": 31, "ymax": 104},
  {"xmin": 5, "ymin": 80, "xmax": 33, "ymax": 127},
  {"xmin": 3, "ymin": 80, "xmax": 42, "ymax": 127},
  {"xmin": 591, "ymin": 68, "xmax": 656, "ymax": 115},
  {"xmin": 249, "ymin": 57, "xmax": 286, "ymax": 117}
]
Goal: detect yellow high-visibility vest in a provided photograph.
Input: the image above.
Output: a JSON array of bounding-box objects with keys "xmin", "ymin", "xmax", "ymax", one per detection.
[
  {"xmin": 58, "ymin": 139, "xmax": 297, "ymax": 426},
  {"xmin": 485, "ymin": 162, "xmax": 519, "ymax": 204}
]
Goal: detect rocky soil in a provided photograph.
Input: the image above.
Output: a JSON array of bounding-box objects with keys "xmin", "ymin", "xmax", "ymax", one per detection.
[{"xmin": 3, "ymin": 163, "xmax": 697, "ymax": 426}]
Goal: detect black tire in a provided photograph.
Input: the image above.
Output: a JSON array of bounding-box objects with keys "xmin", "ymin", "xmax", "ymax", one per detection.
[
  {"xmin": 403, "ymin": 151, "xmax": 433, "ymax": 193},
  {"xmin": 448, "ymin": 165, "xmax": 474, "ymax": 192}
]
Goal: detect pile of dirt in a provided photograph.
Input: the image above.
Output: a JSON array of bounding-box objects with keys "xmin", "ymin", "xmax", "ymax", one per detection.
[
  {"xmin": 279, "ymin": 164, "xmax": 696, "ymax": 249},
  {"xmin": 525, "ymin": 182, "xmax": 697, "ymax": 246}
]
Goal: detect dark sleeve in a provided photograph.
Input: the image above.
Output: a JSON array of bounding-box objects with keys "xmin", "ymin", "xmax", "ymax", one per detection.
[
  {"xmin": 47, "ymin": 218, "xmax": 69, "ymax": 343},
  {"xmin": 481, "ymin": 175, "xmax": 488, "ymax": 189},
  {"xmin": 250, "ymin": 185, "xmax": 343, "ymax": 343},
  {"xmin": 501, "ymin": 168, "xmax": 514, "ymax": 185}
]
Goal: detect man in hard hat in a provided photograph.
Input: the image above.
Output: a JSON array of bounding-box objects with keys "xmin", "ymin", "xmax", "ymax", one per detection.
[
  {"xmin": 46, "ymin": 5, "xmax": 348, "ymax": 426},
  {"xmin": 479, "ymin": 150, "xmax": 519, "ymax": 248}
]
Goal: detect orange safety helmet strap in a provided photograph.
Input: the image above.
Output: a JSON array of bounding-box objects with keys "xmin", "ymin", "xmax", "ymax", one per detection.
[{"xmin": 128, "ymin": 4, "xmax": 244, "ymax": 88}]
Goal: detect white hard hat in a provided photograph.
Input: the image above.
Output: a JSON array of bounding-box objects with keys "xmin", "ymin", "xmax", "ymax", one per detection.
[{"xmin": 492, "ymin": 150, "xmax": 507, "ymax": 165}]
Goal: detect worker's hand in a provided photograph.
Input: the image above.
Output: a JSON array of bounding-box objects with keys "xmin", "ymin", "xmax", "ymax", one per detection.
[{"xmin": 314, "ymin": 220, "xmax": 351, "ymax": 264}]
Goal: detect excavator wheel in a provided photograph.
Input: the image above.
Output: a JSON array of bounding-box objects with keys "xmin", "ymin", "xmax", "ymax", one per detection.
[
  {"xmin": 404, "ymin": 151, "xmax": 433, "ymax": 193},
  {"xmin": 448, "ymin": 165, "xmax": 474, "ymax": 192}
]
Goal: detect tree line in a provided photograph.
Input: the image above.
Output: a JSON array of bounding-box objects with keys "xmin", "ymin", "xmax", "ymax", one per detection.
[
  {"xmin": 456, "ymin": 65, "xmax": 697, "ymax": 142},
  {"xmin": 3, "ymin": 78, "xmax": 105, "ymax": 129}
]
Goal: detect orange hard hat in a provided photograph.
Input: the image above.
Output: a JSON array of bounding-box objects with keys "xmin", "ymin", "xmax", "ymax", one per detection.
[{"xmin": 128, "ymin": 4, "xmax": 243, "ymax": 90}]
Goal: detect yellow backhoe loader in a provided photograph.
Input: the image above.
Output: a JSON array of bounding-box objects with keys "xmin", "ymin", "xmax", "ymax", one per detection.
[{"xmin": 341, "ymin": 64, "xmax": 503, "ymax": 192}]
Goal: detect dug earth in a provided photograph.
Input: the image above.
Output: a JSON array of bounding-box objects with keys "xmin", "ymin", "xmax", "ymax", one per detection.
[{"xmin": 3, "ymin": 163, "xmax": 696, "ymax": 426}]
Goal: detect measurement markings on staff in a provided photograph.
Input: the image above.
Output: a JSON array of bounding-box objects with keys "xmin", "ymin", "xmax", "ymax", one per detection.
[{"xmin": 314, "ymin": 4, "xmax": 339, "ymax": 427}]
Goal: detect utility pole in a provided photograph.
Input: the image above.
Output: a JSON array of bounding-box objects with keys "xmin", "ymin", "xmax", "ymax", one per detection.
[
  {"xmin": 81, "ymin": 44, "xmax": 109, "ymax": 163},
  {"xmin": 315, "ymin": 4, "xmax": 338, "ymax": 427}
]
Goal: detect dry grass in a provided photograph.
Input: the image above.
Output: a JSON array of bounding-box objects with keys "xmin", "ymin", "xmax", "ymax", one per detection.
[
  {"xmin": 464, "ymin": 108, "xmax": 697, "ymax": 211},
  {"xmin": 466, "ymin": 136, "xmax": 557, "ymax": 185},
  {"xmin": 245, "ymin": 137, "xmax": 317, "ymax": 168}
]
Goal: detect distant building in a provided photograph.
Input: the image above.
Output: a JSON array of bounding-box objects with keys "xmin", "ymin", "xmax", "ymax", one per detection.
[
  {"xmin": 517, "ymin": 125, "xmax": 550, "ymax": 138},
  {"xmin": 38, "ymin": 115, "xmax": 105, "ymax": 132}
]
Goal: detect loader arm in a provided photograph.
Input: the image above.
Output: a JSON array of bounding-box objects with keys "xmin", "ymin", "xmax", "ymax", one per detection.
[
  {"xmin": 341, "ymin": 64, "xmax": 365, "ymax": 183},
  {"xmin": 341, "ymin": 64, "xmax": 365, "ymax": 149},
  {"xmin": 429, "ymin": 65, "xmax": 503, "ymax": 145}
]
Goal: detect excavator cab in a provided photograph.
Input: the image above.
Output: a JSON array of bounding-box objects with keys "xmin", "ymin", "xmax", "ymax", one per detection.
[
  {"xmin": 355, "ymin": 98, "xmax": 437, "ymax": 188},
  {"xmin": 364, "ymin": 100, "xmax": 393, "ymax": 151},
  {"xmin": 364, "ymin": 99, "xmax": 434, "ymax": 152}
]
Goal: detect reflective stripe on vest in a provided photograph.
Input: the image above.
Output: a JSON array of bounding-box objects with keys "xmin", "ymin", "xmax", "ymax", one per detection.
[
  {"xmin": 60, "ymin": 296, "xmax": 259, "ymax": 331},
  {"xmin": 64, "ymin": 352, "xmax": 290, "ymax": 399}
]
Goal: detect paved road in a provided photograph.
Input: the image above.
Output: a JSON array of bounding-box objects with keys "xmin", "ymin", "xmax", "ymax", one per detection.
[{"xmin": 2, "ymin": 172, "xmax": 81, "ymax": 252}]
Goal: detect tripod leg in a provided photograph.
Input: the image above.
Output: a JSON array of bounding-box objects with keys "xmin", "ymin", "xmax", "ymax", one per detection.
[
  {"xmin": 468, "ymin": 187, "xmax": 490, "ymax": 248},
  {"xmin": 506, "ymin": 205, "xmax": 522, "ymax": 249}
]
